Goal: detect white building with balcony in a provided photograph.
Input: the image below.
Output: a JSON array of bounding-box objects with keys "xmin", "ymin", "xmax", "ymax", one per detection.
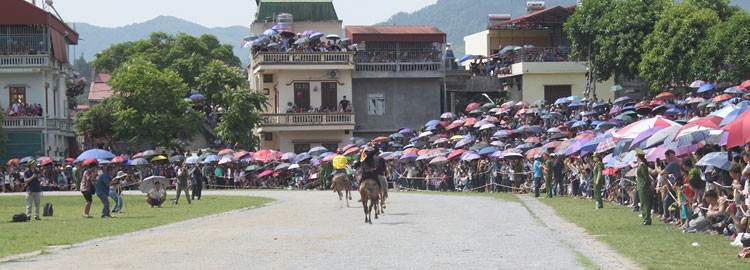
[
  {"xmin": 249, "ymin": 0, "xmax": 353, "ymax": 153},
  {"xmin": 0, "ymin": 0, "xmax": 78, "ymax": 162},
  {"xmin": 463, "ymin": 5, "xmax": 614, "ymax": 103}
]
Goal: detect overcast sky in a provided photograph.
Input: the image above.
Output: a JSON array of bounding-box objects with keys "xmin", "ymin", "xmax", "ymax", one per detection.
[{"xmin": 46, "ymin": 0, "xmax": 438, "ymax": 28}]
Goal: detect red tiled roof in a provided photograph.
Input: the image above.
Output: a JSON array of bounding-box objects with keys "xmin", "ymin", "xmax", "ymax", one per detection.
[
  {"xmin": 345, "ymin": 25, "xmax": 446, "ymax": 43},
  {"xmin": 88, "ymin": 72, "xmax": 113, "ymax": 102},
  {"xmin": 488, "ymin": 5, "xmax": 574, "ymax": 29}
]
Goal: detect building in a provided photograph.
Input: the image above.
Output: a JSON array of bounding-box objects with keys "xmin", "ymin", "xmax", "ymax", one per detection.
[
  {"xmin": 249, "ymin": 0, "xmax": 354, "ymax": 153},
  {"xmin": 0, "ymin": 0, "xmax": 79, "ymax": 162},
  {"xmin": 346, "ymin": 25, "xmax": 446, "ymax": 138},
  {"xmin": 463, "ymin": 5, "xmax": 615, "ymax": 104}
]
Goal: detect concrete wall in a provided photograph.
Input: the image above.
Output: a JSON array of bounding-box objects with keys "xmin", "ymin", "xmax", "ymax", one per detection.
[
  {"xmin": 260, "ymin": 130, "xmax": 350, "ymax": 153},
  {"xmin": 521, "ymin": 72, "xmax": 615, "ymax": 103},
  {"xmin": 463, "ymin": 30, "xmax": 489, "ymax": 57},
  {"xmin": 352, "ymin": 78, "xmax": 441, "ymax": 136}
]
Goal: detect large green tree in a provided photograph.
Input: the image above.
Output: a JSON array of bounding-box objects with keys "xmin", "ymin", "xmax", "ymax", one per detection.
[
  {"xmin": 108, "ymin": 57, "xmax": 202, "ymax": 148},
  {"xmin": 639, "ymin": 1, "xmax": 720, "ymax": 91},
  {"xmin": 195, "ymin": 60, "xmax": 247, "ymax": 106},
  {"xmin": 74, "ymin": 98, "xmax": 117, "ymax": 148},
  {"xmin": 695, "ymin": 10, "xmax": 750, "ymax": 83},
  {"xmin": 564, "ymin": 0, "xmax": 615, "ymax": 82},
  {"xmin": 216, "ymin": 87, "xmax": 268, "ymax": 150}
]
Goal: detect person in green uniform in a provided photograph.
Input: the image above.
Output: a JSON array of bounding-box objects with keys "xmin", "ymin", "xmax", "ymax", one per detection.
[
  {"xmin": 592, "ymin": 153, "xmax": 604, "ymax": 209},
  {"xmin": 544, "ymin": 153, "xmax": 554, "ymax": 198},
  {"xmin": 635, "ymin": 148, "xmax": 652, "ymax": 225},
  {"xmin": 318, "ymin": 162, "xmax": 329, "ymax": 190}
]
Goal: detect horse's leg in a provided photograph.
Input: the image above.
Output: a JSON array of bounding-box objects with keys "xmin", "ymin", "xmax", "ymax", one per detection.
[
  {"xmin": 374, "ymin": 198, "xmax": 379, "ymax": 219},
  {"xmin": 345, "ymin": 188, "xmax": 350, "ymax": 207}
]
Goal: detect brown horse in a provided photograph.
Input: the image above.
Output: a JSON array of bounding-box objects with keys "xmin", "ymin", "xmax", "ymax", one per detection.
[
  {"xmin": 359, "ymin": 177, "xmax": 380, "ymax": 224},
  {"xmin": 332, "ymin": 172, "xmax": 351, "ymax": 207},
  {"xmin": 377, "ymin": 176, "xmax": 387, "ymax": 214}
]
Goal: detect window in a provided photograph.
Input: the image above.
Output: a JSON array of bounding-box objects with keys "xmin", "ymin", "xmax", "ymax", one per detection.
[
  {"xmin": 321, "ymin": 82, "xmax": 337, "ymax": 111},
  {"xmin": 9, "ymin": 86, "xmax": 26, "ymax": 105},
  {"xmin": 322, "ymin": 143, "xmax": 338, "ymax": 152},
  {"xmin": 293, "ymin": 83, "xmax": 310, "ymax": 111},
  {"xmin": 263, "ymin": 74, "xmax": 273, "ymax": 83},
  {"xmin": 263, "ymin": 88, "xmax": 270, "ymax": 95},
  {"xmin": 294, "ymin": 144, "xmax": 310, "ymax": 154},
  {"xmin": 367, "ymin": 93, "xmax": 385, "ymax": 116},
  {"xmin": 263, "ymin": 132, "xmax": 273, "ymax": 141}
]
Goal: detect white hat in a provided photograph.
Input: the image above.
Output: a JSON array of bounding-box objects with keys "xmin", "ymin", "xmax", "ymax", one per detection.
[{"xmin": 114, "ymin": 171, "xmax": 128, "ymax": 180}]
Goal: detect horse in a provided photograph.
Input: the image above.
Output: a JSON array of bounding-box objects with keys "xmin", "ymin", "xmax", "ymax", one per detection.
[
  {"xmin": 332, "ymin": 171, "xmax": 352, "ymax": 207},
  {"xmin": 358, "ymin": 177, "xmax": 380, "ymax": 224},
  {"xmin": 377, "ymin": 175, "xmax": 388, "ymax": 214}
]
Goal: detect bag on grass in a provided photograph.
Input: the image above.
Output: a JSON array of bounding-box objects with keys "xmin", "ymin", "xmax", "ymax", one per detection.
[
  {"xmin": 43, "ymin": 202, "xmax": 53, "ymax": 216},
  {"xmin": 12, "ymin": 213, "xmax": 27, "ymax": 222}
]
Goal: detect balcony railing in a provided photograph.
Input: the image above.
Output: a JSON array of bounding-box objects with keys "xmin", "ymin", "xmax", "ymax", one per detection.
[
  {"xmin": 506, "ymin": 47, "xmax": 573, "ymax": 63},
  {"xmin": 0, "ymin": 54, "xmax": 51, "ymax": 68},
  {"xmin": 261, "ymin": 113, "xmax": 355, "ymax": 126},
  {"xmin": 3, "ymin": 116, "xmax": 74, "ymax": 132},
  {"xmin": 252, "ymin": 52, "xmax": 354, "ymax": 66},
  {"xmin": 355, "ymin": 62, "xmax": 443, "ymax": 72}
]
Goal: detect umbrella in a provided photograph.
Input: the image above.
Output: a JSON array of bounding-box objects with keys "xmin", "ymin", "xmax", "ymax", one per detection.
[
  {"xmin": 141, "ymin": 150, "xmax": 158, "ymax": 158},
  {"xmin": 654, "ymin": 92, "xmax": 674, "ymax": 100},
  {"xmin": 596, "ymin": 121, "xmax": 617, "ymax": 131},
  {"xmin": 151, "ymin": 155, "xmax": 167, "ymax": 162},
  {"xmin": 465, "ymin": 102, "xmax": 481, "ymax": 112},
  {"xmin": 720, "ymin": 107, "xmax": 748, "ymax": 126},
  {"xmin": 279, "ymin": 30, "xmax": 296, "ymax": 38},
  {"xmin": 463, "ymin": 118, "xmax": 479, "ymax": 127},
  {"xmin": 441, "ymin": 112, "xmax": 456, "ymax": 119},
  {"xmin": 595, "ymin": 137, "xmax": 619, "ymax": 153},
  {"xmin": 308, "ymin": 146, "xmax": 328, "ymax": 155},
  {"xmin": 503, "ymin": 153, "xmax": 524, "ymax": 160},
  {"xmin": 613, "ymin": 96, "xmax": 631, "ymax": 105},
  {"xmin": 554, "ymin": 97, "xmax": 571, "ymax": 105},
  {"xmin": 203, "ymin": 155, "xmax": 221, "ymax": 163},
  {"xmin": 271, "ymin": 24, "xmax": 288, "ymax": 31},
  {"xmin": 613, "ymin": 116, "xmax": 680, "ymax": 139},
  {"xmin": 189, "ymin": 93, "xmax": 205, "ymax": 100},
  {"xmin": 690, "ymin": 80, "xmax": 706, "ymax": 88},
  {"xmin": 6, "ymin": 158, "xmax": 20, "ymax": 166},
  {"xmin": 326, "ymin": 34, "xmax": 340, "ymax": 40},
  {"xmin": 258, "ymin": 170, "xmax": 274, "ymax": 178},
  {"xmin": 432, "ymin": 138, "xmax": 449, "ymax": 145},
  {"xmin": 697, "ymin": 83, "xmax": 716, "ymax": 93},
  {"xmin": 76, "ymin": 149, "xmax": 116, "ymax": 161},
  {"xmin": 724, "ymin": 87, "xmax": 744, "ymax": 94},
  {"xmin": 629, "ymin": 126, "xmax": 667, "ymax": 149},
  {"xmin": 281, "ymin": 152, "xmax": 298, "ymax": 161},
  {"xmin": 309, "ymin": 32, "xmax": 324, "ymax": 39},
  {"xmin": 478, "ymin": 147, "xmax": 498, "ymax": 156},
  {"xmin": 400, "ymin": 153, "xmax": 418, "ymax": 162},
  {"xmin": 217, "ymin": 149, "xmax": 235, "ymax": 156},
  {"xmin": 169, "ymin": 155, "xmax": 185, "ymax": 163},
  {"xmin": 571, "ymin": 121, "xmax": 588, "ymax": 129},
  {"xmin": 130, "ymin": 158, "xmax": 149, "ymax": 166},
  {"xmin": 712, "ymin": 94, "xmax": 732, "ymax": 103},
  {"xmin": 218, "ymin": 155, "xmax": 234, "ymax": 165},
  {"xmin": 425, "ymin": 119, "xmax": 441, "ymax": 127},
  {"xmin": 696, "ymin": 152, "xmax": 731, "ymax": 171},
  {"xmin": 245, "ymin": 165, "xmax": 262, "ymax": 171},
  {"xmin": 274, "ymin": 163, "xmax": 291, "ymax": 171},
  {"xmin": 399, "ymin": 128, "xmax": 415, "ymax": 136},
  {"xmin": 479, "ymin": 123, "xmax": 496, "ymax": 131},
  {"xmin": 344, "ymin": 147, "xmax": 361, "ymax": 156},
  {"xmin": 610, "ymin": 85, "xmax": 623, "ymax": 92},
  {"xmin": 40, "ymin": 157, "xmax": 54, "ymax": 166},
  {"xmin": 139, "ymin": 176, "xmax": 170, "ymax": 193},
  {"xmin": 547, "ymin": 127, "xmax": 562, "ymax": 133},
  {"xmin": 111, "ymin": 156, "xmax": 128, "ymax": 163},
  {"xmin": 721, "ymin": 109, "xmax": 750, "ymax": 148},
  {"xmin": 262, "ymin": 29, "xmax": 277, "ymax": 36},
  {"xmin": 185, "ymin": 156, "xmax": 200, "ymax": 164},
  {"xmin": 429, "ymin": 156, "xmax": 449, "ymax": 165},
  {"xmin": 447, "ymin": 149, "xmax": 467, "ymax": 160},
  {"xmin": 643, "ymin": 125, "xmax": 683, "ymax": 148},
  {"xmin": 461, "ymin": 153, "xmax": 480, "ymax": 161}
]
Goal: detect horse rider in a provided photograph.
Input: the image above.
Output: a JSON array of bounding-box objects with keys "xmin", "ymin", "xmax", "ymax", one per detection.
[
  {"xmin": 357, "ymin": 146, "xmax": 382, "ymax": 191},
  {"xmin": 331, "ymin": 148, "xmax": 349, "ymax": 188},
  {"xmin": 373, "ymin": 147, "xmax": 388, "ymax": 199}
]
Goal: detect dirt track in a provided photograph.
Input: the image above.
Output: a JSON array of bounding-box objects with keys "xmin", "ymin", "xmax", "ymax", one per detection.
[{"xmin": 0, "ymin": 190, "xmax": 638, "ymax": 269}]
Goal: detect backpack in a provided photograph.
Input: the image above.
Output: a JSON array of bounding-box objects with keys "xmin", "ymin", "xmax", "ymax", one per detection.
[
  {"xmin": 12, "ymin": 213, "xmax": 27, "ymax": 222},
  {"xmin": 43, "ymin": 203, "xmax": 53, "ymax": 217}
]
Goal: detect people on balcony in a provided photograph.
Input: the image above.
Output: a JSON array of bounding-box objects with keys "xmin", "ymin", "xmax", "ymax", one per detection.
[
  {"xmin": 4, "ymin": 100, "xmax": 43, "ymax": 117},
  {"xmin": 282, "ymin": 101, "xmax": 353, "ymax": 114}
]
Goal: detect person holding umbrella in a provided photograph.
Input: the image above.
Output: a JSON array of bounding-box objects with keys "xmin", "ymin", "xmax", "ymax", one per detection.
[{"xmin": 23, "ymin": 160, "xmax": 43, "ymax": 221}]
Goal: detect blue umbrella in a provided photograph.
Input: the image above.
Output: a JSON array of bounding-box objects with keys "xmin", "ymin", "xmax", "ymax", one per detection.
[
  {"xmin": 571, "ymin": 121, "xmax": 587, "ymax": 129},
  {"xmin": 189, "ymin": 93, "xmax": 205, "ymax": 100},
  {"xmin": 724, "ymin": 87, "xmax": 744, "ymax": 94},
  {"xmin": 720, "ymin": 107, "xmax": 748, "ymax": 126},
  {"xmin": 20, "ymin": 156, "xmax": 35, "ymax": 164},
  {"xmin": 399, "ymin": 128, "xmax": 415, "ymax": 136},
  {"xmin": 665, "ymin": 108, "xmax": 682, "ymax": 115},
  {"xmin": 130, "ymin": 158, "xmax": 149, "ymax": 166},
  {"xmin": 567, "ymin": 95, "xmax": 581, "ymax": 101},
  {"xmin": 696, "ymin": 152, "xmax": 731, "ymax": 171},
  {"xmin": 554, "ymin": 97, "xmax": 571, "ymax": 105},
  {"xmin": 568, "ymin": 102, "xmax": 585, "ymax": 108},
  {"xmin": 203, "ymin": 155, "xmax": 221, "ymax": 163},
  {"xmin": 478, "ymin": 147, "xmax": 498, "ymax": 156},
  {"xmin": 613, "ymin": 96, "xmax": 631, "ymax": 105},
  {"xmin": 459, "ymin": 54, "xmax": 473, "ymax": 63},
  {"xmin": 400, "ymin": 153, "xmax": 418, "ymax": 162},
  {"xmin": 697, "ymin": 83, "xmax": 716, "ymax": 93},
  {"xmin": 76, "ymin": 149, "xmax": 115, "ymax": 161},
  {"xmin": 425, "ymin": 119, "xmax": 441, "ymax": 127},
  {"xmin": 493, "ymin": 130, "xmax": 512, "ymax": 138},
  {"xmin": 245, "ymin": 34, "xmax": 259, "ymax": 41},
  {"xmin": 262, "ymin": 29, "xmax": 277, "ymax": 36},
  {"xmin": 309, "ymin": 32, "xmax": 324, "ymax": 40},
  {"xmin": 293, "ymin": 153, "xmax": 312, "ymax": 163}
]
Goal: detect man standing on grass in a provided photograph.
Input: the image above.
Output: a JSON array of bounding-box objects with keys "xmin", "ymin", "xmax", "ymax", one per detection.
[
  {"xmin": 636, "ymin": 148, "xmax": 652, "ymax": 225},
  {"xmin": 593, "ymin": 153, "xmax": 604, "ymax": 209},
  {"xmin": 24, "ymin": 160, "xmax": 43, "ymax": 221},
  {"xmin": 174, "ymin": 165, "xmax": 191, "ymax": 205}
]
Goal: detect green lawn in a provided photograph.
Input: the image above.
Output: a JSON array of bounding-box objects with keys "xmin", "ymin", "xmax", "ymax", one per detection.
[
  {"xmin": 538, "ymin": 196, "xmax": 749, "ymax": 269},
  {"xmin": 0, "ymin": 194, "xmax": 273, "ymax": 259}
]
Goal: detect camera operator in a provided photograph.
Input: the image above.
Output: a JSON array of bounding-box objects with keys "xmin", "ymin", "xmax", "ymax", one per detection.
[{"xmin": 23, "ymin": 160, "xmax": 43, "ymax": 221}]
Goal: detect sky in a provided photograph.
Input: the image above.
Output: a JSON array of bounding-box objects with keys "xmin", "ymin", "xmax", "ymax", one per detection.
[{"xmin": 45, "ymin": 0, "xmax": 439, "ymax": 28}]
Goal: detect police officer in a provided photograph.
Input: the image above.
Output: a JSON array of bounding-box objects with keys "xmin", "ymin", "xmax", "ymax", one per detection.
[
  {"xmin": 592, "ymin": 153, "xmax": 604, "ymax": 209},
  {"xmin": 544, "ymin": 153, "xmax": 554, "ymax": 198},
  {"xmin": 635, "ymin": 148, "xmax": 652, "ymax": 225}
]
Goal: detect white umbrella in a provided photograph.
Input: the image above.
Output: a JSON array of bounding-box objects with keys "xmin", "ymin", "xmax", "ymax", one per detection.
[
  {"xmin": 185, "ymin": 156, "xmax": 200, "ymax": 164},
  {"xmin": 139, "ymin": 176, "xmax": 170, "ymax": 193},
  {"xmin": 130, "ymin": 158, "xmax": 149, "ymax": 166}
]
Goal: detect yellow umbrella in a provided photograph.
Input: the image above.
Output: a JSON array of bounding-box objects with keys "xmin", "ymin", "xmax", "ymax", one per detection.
[
  {"xmin": 150, "ymin": 155, "xmax": 167, "ymax": 161},
  {"xmin": 450, "ymin": 135, "xmax": 464, "ymax": 141}
]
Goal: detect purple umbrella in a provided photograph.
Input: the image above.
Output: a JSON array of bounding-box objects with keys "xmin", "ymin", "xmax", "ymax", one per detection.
[
  {"xmin": 400, "ymin": 153, "xmax": 418, "ymax": 162},
  {"xmin": 399, "ymin": 128, "xmax": 415, "ymax": 136},
  {"xmin": 566, "ymin": 138, "xmax": 594, "ymax": 156},
  {"xmin": 489, "ymin": 151, "xmax": 504, "ymax": 160},
  {"xmin": 301, "ymin": 30, "xmax": 315, "ymax": 36},
  {"xmin": 455, "ymin": 138, "xmax": 473, "ymax": 148},
  {"xmin": 629, "ymin": 126, "xmax": 667, "ymax": 150},
  {"xmin": 271, "ymin": 24, "xmax": 288, "ymax": 31},
  {"xmin": 461, "ymin": 153, "xmax": 481, "ymax": 161}
]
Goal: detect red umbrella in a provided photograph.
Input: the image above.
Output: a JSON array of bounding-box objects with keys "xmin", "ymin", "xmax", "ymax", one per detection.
[
  {"xmin": 344, "ymin": 147, "xmax": 360, "ymax": 156},
  {"xmin": 418, "ymin": 149, "xmax": 430, "ymax": 156},
  {"xmin": 65, "ymin": 158, "xmax": 76, "ymax": 163},
  {"xmin": 741, "ymin": 80, "xmax": 750, "ymax": 90},
  {"xmin": 526, "ymin": 147, "xmax": 543, "ymax": 159},
  {"xmin": 447, "ymin": 149, "xmax": 466, "ymax": 160},
  {"xmin": 233, "ymin": 150, "xmax": 250, "ymax": 159},
  {"xmin": 446, "ymin": 123, "xmax": 461, "ymax": 130},
  {"xmin": 465, "ymin": 102, "xmax": 480, "ymax": 112},
  {"xmin": 602, "ymin": 168, "xmax": 618, "ymax": 176},
  {"xmin": 525, "ymin": 137, "xmax": 541, "ymax": 143},
  {"xmin": 372, "ymin": 136, "xmax": 389, "ymax": 143},
  {"xmin": 6, "ymin": 158, "xmax": 20, "ymax": 166},
  {"xmin": 111, "ymin": 156, "xmax": 128, "ymax": 163},
  {"xmin": 82, "ymin": 158, "xmax": 98, "ymax": 166},
  {"xmin": 40, "ymin": 157, "xmax": 54, "ymax": 166},
  {"xmin": 713, "ymin": 93, "xmax": 732, "ymax": 103},
  {"xmin": 218, "ymin": 148, "xmax": 235, "ymax": 156},
  {"xmin": 463, "ymin": 118, "xmax": 478, "ymax": 127},
  {"xmin": 654, "ymin": 92, "xmax": 674, "ymax": 100},
  {"xmin": 722, "ymin": 109, "xmax": 750, "ymax": 148},
  {"xmin": 253, "ymin": 150, "xmax": 282, "ymax": 162}
]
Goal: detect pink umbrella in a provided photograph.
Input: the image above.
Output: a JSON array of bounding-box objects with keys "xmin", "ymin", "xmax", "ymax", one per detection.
[
  {"xmin": 465, "ymin": 102, "xmax": 480, "ymax": 112},
  {"xmin": 515, "ymin": 101, "xmax": 528, "ymax": 107},
  {"xmin": 258, "ymin": 169, "xmax": 274, "ymax": 178},
  {"xmin": 613, "ymin": 116, "xmax": 681, "ymax": 139}
]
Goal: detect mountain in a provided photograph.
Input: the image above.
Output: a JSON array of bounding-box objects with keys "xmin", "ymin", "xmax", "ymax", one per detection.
[
  {"xmin": 70, "ymin": 16, "xmax": 250, "ymax": 67},
  {"xmin": 377, "ymin": 0, "xmax": 750, "ymax": 57}
]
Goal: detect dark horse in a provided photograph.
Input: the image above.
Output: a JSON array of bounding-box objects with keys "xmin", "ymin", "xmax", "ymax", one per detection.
[
  {"xmin": 358, "ymin": 177, "xmax": 380, "ymax": 224},
  {"xmin": 332, "ymin": 172, "xmax": 351, "ymax": 207}
]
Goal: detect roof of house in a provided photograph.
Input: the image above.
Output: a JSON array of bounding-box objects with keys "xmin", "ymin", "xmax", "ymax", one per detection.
[
  {"xmin": 487, "ymin": 5, "xmax": 575, "ymax": 29},
  {"xmin": 87, "ymin": 72, "xmax": 113, "ymax": 102},
  {"xmin": 345, "ymin": 26, "xmax": 446, "ymax": 43},
  {"xmin": 255, "ymin": 0, "xmax": 339, "ymax": 22},
  {"xmin": 0, "ymin": 0, "xmax": 79, "ymax": 44}
]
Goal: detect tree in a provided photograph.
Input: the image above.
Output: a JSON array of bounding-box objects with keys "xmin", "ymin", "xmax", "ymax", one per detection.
[
  {"xmin": 75, "ymin": 98, "xmax": 117, "ymax": 148},
  {"xmin": 195, "ymin": 60, "xmax": 247, "ymax": 106},
  {"xmin": 564, "ymin": 0, "xmax": 615, "ymax": 82},
  {"xmin": 639, "ymin": 2, "xmax": 720, "ymax": 91},
  {"xmin": 108, "ymin": 57, "xmax": 203, "ymax": 148},
  {"xmin": 688, "ymin": 0, "xmax": 739, "ymax": 20},
  {"xmin": 695, "ymin": 10, "xmax": 750, "ymax": 83},
  {"xmin": 215, "ymin": 87, "xmax": 268, "ymax": 150}
]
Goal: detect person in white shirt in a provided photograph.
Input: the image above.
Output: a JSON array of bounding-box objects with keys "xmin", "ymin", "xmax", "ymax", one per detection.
[{"xmin": 146, "ymin": 181, "xmax": 166, "ymax": 208}]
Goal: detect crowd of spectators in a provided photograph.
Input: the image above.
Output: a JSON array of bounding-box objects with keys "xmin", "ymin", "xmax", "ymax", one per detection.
[{"xmin": 2, "ymin": 100, "xmax": 44, "ymax": 117}]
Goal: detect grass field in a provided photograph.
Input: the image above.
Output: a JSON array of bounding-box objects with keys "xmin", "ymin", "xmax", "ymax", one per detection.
[
  {"xmin": 0, "ymin": 194, "xmax": 273, "ymax": 259},
  {"xmin": 538, "ymin": 196, "xmax": 750, "ymax": 269}
]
